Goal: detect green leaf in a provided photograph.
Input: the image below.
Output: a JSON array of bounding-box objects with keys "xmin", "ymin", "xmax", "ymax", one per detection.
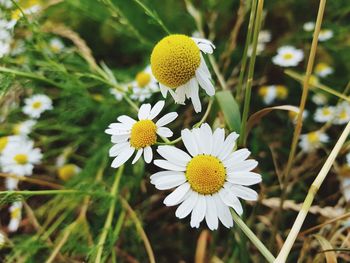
[{"xmin": 215, "ymin": 90, "xmax": 241, "ymax": 133}]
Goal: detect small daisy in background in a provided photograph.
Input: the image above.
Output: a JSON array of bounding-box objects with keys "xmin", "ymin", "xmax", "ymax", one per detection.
[
  {"xmin": 10, "ymin": 0, "xmax": 42, "ymax": 28},
  {"xmin": 130, "ymin": 66, "xmax": 159, "ymax": 102},
  {"xmin": 23, "ymin": 94, "xmax": 53, "ymax": 119},
  {"xmin": 49, "ymin": 38, "xmax": 65, "ymax": 53},
  {"xmin": 258, "ymin": 85, "xmax": 288, "ymax": 105},
  {"xmin": 333, "ymin": 101, "xmax": 350, "ymax": 125},
  {"xmin": 314, "ymin": 62, "xmax": 333, "ymax": 78},
  {"xmin": 105, "ymin": 101, "xmax": 178, "ymax": 168},
  {"xmin": 0, "ymin": 135, "xmax": 26, "ymax": 154},
  {"xmin": 318, "ymin": 29, "xmax": 333, "ymax": 42},
  {"xmin": 303, "ymin": 22, "xmax": 315, "ymax": 32},
  {"xmin": 110, "ymin": 87, "xmax": 124, "ymax": 101},
  {"xmin": 312, "ymin": 93, "xmax": 328, "ymax": 105},
  {"xmin": 13, "ymin": 120, "xmax": 37, "ymax": 136},
  {"xmin": 150, "ymin": 34, "xmax": 215, "ymax": 112},
  {"xmin": 272, "ymin": 46, "xmax": 304, "ymax": 67},
  {"xmin": 314, "ymin": 106, "xmax": 336, "ymax": 123},
  {"xmin": 289, "ymin": 110, "xmax": 309, "ymax": 124},
  {"xmin": 0, "ymin": 139, "xmax": 42, "ymax": 177},
  {"xmin": 58, "ymin": 164, "xmax": 81, "ymax": 181},
  {"xmin": 151, "ymin": 123, "xmax": 261, "ymax": 230},
  {"xmin": 0, "ymin": 0, "xmax": 13, "ymax": 8},
  {"xmin": 248, "ymin": 30, "xmax": 271, "ymax": 56},
  {"xmin": 8, "ymin": 201, "xmax": 22, "ymax": 232},
  {"xmin": 299, "ymin": 130, "xmax": 329, "ymax": 152}
]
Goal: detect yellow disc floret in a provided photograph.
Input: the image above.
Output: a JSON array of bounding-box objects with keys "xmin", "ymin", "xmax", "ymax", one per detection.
[
  {"xmin": 151, "ymin": 34, "xmax": 200, "ymax": 88},
  {"xmin": 14, "ymin": 154, "xmax": 28, "ymax": 165},
  {"xmin": 32, "ymin": 101, "xmax": 42, "ymax": 109},
  {"xmin": 130, "ymin": 120, "xmax": 157, "ymax": 149},
  {"xmin": 276, "ymin": 85, "xmax": 288, "ymax": 99},
  {"xmin": 58, "ymin": 164, "xmax": 78, "ymax": 181},
  {"xmin": 136, "ymin": 72, "xmax": 151, "ymax": 87},
  {"xmin": 307, "ymin": 132, "xmax": 319, "ymax": 143},
  {"xmin": 186, "ymin": 155, "xmax": 226, "ymax": 195},
  {"xmin": 283, "ymin": 53, "xmax": 293, "ymax": 60},
  {"xmin": 0, "ymin": 137, "xmax": 9, "ymax": 152}
]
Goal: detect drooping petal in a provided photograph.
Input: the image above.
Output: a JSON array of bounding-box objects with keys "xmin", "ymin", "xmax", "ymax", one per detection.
[
  {"xmin": 205, "ymin": 195, "xmax": 219, "ymax": 230},
  {"xmin": 230, "ymin": 185, "xmax": 258, "ymax": 201},
  {"xmin": 190, "ymin": 195, "xmax": 206, "ymax": 228},
  {"xmin": 156, "ymin": 112, "xmax": 178, "ymax": 127},
  {"xmin": 138, "ymin": 103, "xmax": 152, "ymax": 120},
  {"xmin": 132, "ymin": 149, "xmax": 143, "ymax": 164},
  {"xmin": 213, "ymin": 193, "xmax": 233, "ymax": 228},
  {"xmin": 181, "ymin": 129, "xmax": 199, "ymax": 157},
  {"xmin": 175, "ymin": 191, "xmax": 198, "ymax": 219},
  {"xmin": 111, "ymin": 146, "xmax": 135, "ymax": 168},
  {"xmin": 164, "ymin": 183, "xmax": 190, "ymax": 206},
  {"xmin": 148, "ymin": 100, "xmax": 165, "ymax": 120}
]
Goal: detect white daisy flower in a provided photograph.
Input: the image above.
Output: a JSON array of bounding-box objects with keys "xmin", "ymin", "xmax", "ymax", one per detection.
[
  {"xmin": 22, "ymin": 94, "xmax": 53, "ymax": 119},
  {"xmin": 314, "ymin": 106, "xmax": 336, "ymax": 123},
  {"xmin": 318, "ymin": 29, "xmax": 333, "ymax": 42},
  {"xmin": 49, "ymin": 38, "xmax": 65, "ymax": 53},
  {"xmin": 312, "ymin": 93, "xmax": 328, "ymax": 105},
  {"xmin": 258, "ymin": 85, "xmax": 288, "ymax": 105},
  {"xmin": 333, "ymin": 101, "xmax": 350, "ymax": 125},
  {"xmin": 0, "ymin": 0, "xmax": 13, "ymax": 8},
  {"xmin": 258, "ymin": 30, "xmax": 272, "ymax": 43},
  {"xmin": 272, "ymin": 46, "xmax": 304, "ymax": 67},
  {"xmin": 299, "ymin": 130, "xmax": 329, "ymax": 152},
  {"xmin": 105, "ymin": 101, "xmax": 178, "ymax": 168},
  {"xmin": 150, "ymin": 34, "xmax": 216, "ymax": 113},
  {"xmin": 0, "ymin": 135, "xmax": 26, "ymax": 154},
  {"xmin": 303, "ymin": 22, "xmax": 315, "ymax": 32},
  {"xmin": 315, "ymin": 62, "xmax": 333, "ymax": 78},
  {"xmin": 8, "ymin": 201, "xmax": 22, "ymax": 232},
  {"xmin": 151, "ymin": 123, "xmax": 261, "ymax": 230},
  {"xmin": 0, "ymin": 139, "xmax": 42, "ymax": 176},
  {"xmin": 10, "ymin": 1, "xmax": 41, "ymax": 28},
  {"xmin": 130, "ymin": 66, "xmax": 159, "ymax": 102},
  {"xmin": 13, "ymin": 120, "xmax": 37, "ymax": 136},
  {"xmin": 247, "ymin": 42, "xmax": 266, "ymax": 57},
  {"xmin": 110, "ymin": 87, "xmax": 124, "ymax": 101}
]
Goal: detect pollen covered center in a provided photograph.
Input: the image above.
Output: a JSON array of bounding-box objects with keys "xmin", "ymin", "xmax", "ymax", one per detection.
[
  {"xmin": 307, "ymin": 132, "xmax": 319, "ymax": 143},
  {"xmin": 283, "ymin": 53, "xmax": 293, "ymax": 60},
  {"xmin": 150, "ymin": 34, "xmax": 201, "ymax": 88},
  {"xmin": 136, "ymin": 72, "xmax": 151, "ymax": 87},
  {"xmin": 130, "ymin": 120, "xmax": 157, "ymax": 149},
  {"xmin": 0, "ymin": 137, "xmax": 9, "ymax": 152},
  {"xmin": 14, "ymin": 154, "xmax": 28, "ymax": 165},
  {"xmin": 186, "ymin": 155, "xmax": 226, "ymax": 195},
  {"xmin": 32, "ymin": 101, "xmax": 42, "ymax": 109}
]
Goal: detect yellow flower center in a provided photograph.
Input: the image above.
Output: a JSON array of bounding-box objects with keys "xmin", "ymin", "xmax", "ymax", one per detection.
[
  {"xmin": 32, "ymin": 101, "xmax": 42, "ymax": 109},
  {"xmin": 136, "ymin": 72, "xmax": 151, "ymax": 88},
  {"xmin": 276, "ymin": 85, "xmax": 288, "ymax": 99},
  {"xmin": 315, "ymin": 63, "xmax": 328, "ymax": 73},
  {"xmin": 130, "ymin": 120, "xmax": 157, "ymax": 149},
  {"xmin": 150, "ymin": 34, "xmax": 200, "ymax": 88},
  {"xmin": 13, "ymin": 124, "xmax": 22, "ymax": 135},
  {"xmin": 258, "ymin": 86, "xmax": 268, "ymax": 97},
  {"xmin": 322, "ymin": 108, "xmax": 331, "ymax": 116},
  {"xmin": 283, "ymin": 53, "xmax": 293, "ymax": 60},
  {"xmin": 339, "ymin": 110, "xmax": 348, "ymax": 120},
  {"xmin": 186, "ymin": 155, "xmax": 226, "ymax": 195},
  {"xmin": 58, "ymin": 164, "xmax": 78, "ymax": 181},
  {"xmin": 307, "ymin": 132, "xmax": 319, "ymax": 143},
  {"xmin": 11, "ymin": 207, "xmax": 21, "ymax": 219},
  {"xmin": 14, "ymin": 154, "xmax": 28, "ymax": 165},
  {"xmin": 309, "ymin": 76, "xmax": 319, "ymax": 86},
  {"xmin": 0, "ymin": 137, "xmax": 9, "ymax": 152}
]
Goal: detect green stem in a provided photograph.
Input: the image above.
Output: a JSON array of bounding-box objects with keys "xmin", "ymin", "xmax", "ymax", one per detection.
[
  {"xmin": 236, "ymin": 0, "xmax": 257, "ymax": 102},
  {"xmin": 231, "ymin": 210, "xmax": 275, "ymax": 262},
  {"xmin": 95, "ymin": 166, "xmax": 124, "ymax": 263},
  {"xmin": 239, "ymin": 0, "xmax": 264, "ymax": 146}
]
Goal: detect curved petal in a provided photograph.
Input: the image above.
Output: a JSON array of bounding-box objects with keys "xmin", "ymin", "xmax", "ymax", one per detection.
[
  {"xmin": 111, "ymin": 146, "xmax": 134, "ymax": 168},
  {"xmin": 154, "ymin": 173, "xmax": 187, "ymax": 190},
  {"xmin": 226, "ymin": 171, "xmax": 262, "ymax": 186},
  {"xmin": 223, "ymin": 149, "xmax": 251, "ymax": 166},
  {"xmin": 143, "ymin": 146, "xmax": 153, "ymax": 163},
  {"xmin": 219, "ymin": 186, "xmax": 243, "ymax": 215},
  {"xmin": 154, "ymin": 159, "xmax": 186, "ymax": 171},
  {"xmin": 156, "ymin": 112, "xmax": 178, "ymax": 127},
  {"xmin": 231, "ymin": 185, "xmax": 258, "ymax": 201},
  {"xmin": 164, "ymin": 183, "xmax": 190, "ymax": 206},
  {"xmin": 117, "ymin": 115, "xmax": 136, "ymax": 126},
  {"xmin": 190, "ymin": 195, "xmax": 206, "ymax": 228},
  {"xmin": 156, "ymin": 127, "xmax": 173, "ymax": 138},
  {"xmin": 148, "ymin": 101, "xmax": 165, "ymax": 120},
  {"xmin": 138, "ymin": 103, "xmax": 152, "ymax": 120},
  {"xmin": 211, "ymin": 128, "xmax": 225, "ymax": 157},
  {"xmin": 157, "ymin": 146, "xmax": 191, "ymax": 166},
  {"xmin": 175, "ymin": 190, "xmax": 198, "ymax": 219},
  {"xmin": 213, "ymin": 194, "xmax": 233, "ymax": 228},
  {"xmin": 205, "ymin": 195, "xmax": 219, "ymax": 230},
  {"xmin": 181, "ymin": 129, "xmax": 198, "ymax": 157},
  {"xmin": 218, "ymin": 132, "xmax": 239, "ymax": 160},
  {"xmin": 132, "ymin": 149, "xmax": 143, "ymax": 164}
]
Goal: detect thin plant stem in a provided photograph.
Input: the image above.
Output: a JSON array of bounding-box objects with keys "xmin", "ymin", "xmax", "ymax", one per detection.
[
  {"xmin": 239, "ymin": 0, "xmax": 264, "ymax": 146},
  {"xmin": 273, "ymin": 0, "xmax": 327, "ymax": 246},
  {"xmin": 231, "ymin": 210, "xmax": 275, "ymax": 263},
  {"xmin": 0, "ymin": 173, "xmax": 63, "ymax": 189},
  {"xmin": 95, "ymin": 166, "xmax": 124, "ymax": 263},
  {"xmin": 236, "ymin": 0, "xmax": 257, "ymax": 102},
  {"xmin": 275, "ymin": 121, "xmax": 350, "ymax": 263},
  {"xmin": 120, "ymin": 196, "xmax": 155, "ymax": 263}
]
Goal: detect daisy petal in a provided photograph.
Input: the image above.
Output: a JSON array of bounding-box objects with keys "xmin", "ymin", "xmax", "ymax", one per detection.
[
  {"xmin": 190, "ymin": 195, "xmax": 206, "ymax": 228},
  {"xmin": 223, "ymin": 149, "xmax": 251, "ymax": 165},
  {"xmin": 205, "ymin": 195, "xmax": 218, "ymax": 230},
  {"xmin": 111, "ymin": 146, "xmax": 134, "ymax": 168},
  {"xmin": 109, "ymin": 142, "xmax": 130, "ymax": 157},
  {"xmin": 164, "ymin": 183, "xmax": 190, "ymax": 206},
  {"xmin": 154, "ymin": 173, "xmax": 187, "ymax": 190},
  {"xmin": 228, "ymin": 160, "xmax": 258, "ymax": 172},
  {"xmin": 132, "ymin": 149, "xmax": 143, "ymax": 164},
  {"xmin": 227, "ymin": 172, "xmax": 262, "ymax": 186},
  {"xmin": 117, "ymin": 115, "xmax": 136, "ymax": 126},
  {"xmin": 138, "ymin": 103, "xmax": 152, "ymax": 120},
  {"xmin": 157, "ymin": 127, "xmax": 173, "ymax": 137},
  {"xmin": 211, "ymin": 128, "xmax": 225, "ymax": 157},
  {"xmin": 154, "ymin": 159, "xmax": 186, "ymax": 171},
  {"xmin": 143, "ymin": 146, "xmax": 153, "ymax": 163},
  {"xmin": 156, "ymin": 112, "xmax": 178, "ymax": 127},
  {"xmin": 150, "ymin": 171, "xmax": 185, "ymax": 184},
  {"xmin": 231, "ymin": 185, "xmax": 258, "ymax": 201},
  {"xmin": 199, "ymin": 123, "xmax": 213, "ymax": 154},
  {"xmin": 219, "ymin": 186, "xmax": 243, "ymax": 215},
  {"xmin": 148, "ymin": 101, "xmax": 165, "ymax": 120},
  {"xmin": 188, "ymin": 78, "xmax": 202, "ymax": 113},
  {"xmin": 218, "ymin": 132, "xmax": 239, "ymax": 160},
  {"xmin": 157, "ymin": 146, "xmax": 191, "ymax": 166},
  {"xmin": 175, "ymin": 191, "xmax": 198, "ymax": 219},
  {"xmin": 181, "ymin": 129, "xmax": 199, "ymax": 157},
  {"xmin": 213, "ymin": 194, "xmax": 233, "ymax": 228},
  {"xmin": 159, "ymin": 83, "xmax": 169, "ymax": 97}
]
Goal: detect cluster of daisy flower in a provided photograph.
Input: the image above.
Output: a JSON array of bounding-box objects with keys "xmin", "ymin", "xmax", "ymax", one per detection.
[
  {"xmin": 303, "ymin": 22, "xmax": 334, "ymax": 42},
  {"xmin": 0, "ymin": 93, "xmax": 53, "ymax": 232},
  {"xmin": 105, "ymin": 34, "xmax": 262, "ymax": 230}
]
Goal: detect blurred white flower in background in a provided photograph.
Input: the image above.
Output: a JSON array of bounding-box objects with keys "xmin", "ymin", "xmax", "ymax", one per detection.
[
  {"xmin": 303, "ymin": 22, "xmax": 315, "ymax": 32},
  {"xmin": 8, "ymin": 201, "xmax": 22, "ymax": 232},
  {"xmin": 318, "ymin": 29, "xmax": 333, "ymax": 42},
  {"xmin": 13, "ymin": 120, "xmax": 37, "ymax": 136},
  {"xmin": 299, "ymin": 130, "xmax": 329, "ymax": 152},
  {"xmin": 333, "ymin": 101, "xmax": 350, "ymax": 125},
  {"xmin": 314, "ymin": 62, "xmax": 333, "ymax": 77},
  {"xmin": 314, "ymin": 106, "xmax": 336, "ymax": 123},
  {"xmin": 272, "ymin": 46, "xmax": 304, "ymax": 67},
  {"xmin": 23, "ymin": 94, "xmax": 53, "ymax": 119},
  {"xmin": 130, "ymin": 66, "xmax": 158, "ymax": 102},
  {"xmin": 49, "ymin": 38, "xmax": 65, "ymax": 53},
  {"xmin": 312, "ymin": 93, "xmax": 328, "ymax": 105},
  {"xmin": 258, "ymin": 85, "xmax": 288, "ymax": 105}
]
